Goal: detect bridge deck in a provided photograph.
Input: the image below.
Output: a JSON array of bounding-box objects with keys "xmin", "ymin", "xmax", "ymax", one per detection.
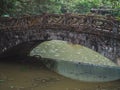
[{"xmin": 0, "ymin": 14, "xmax": 120, "ymax": 39}]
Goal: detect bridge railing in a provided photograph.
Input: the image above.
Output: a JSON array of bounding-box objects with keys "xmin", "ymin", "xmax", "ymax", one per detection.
[{"xmin": 0, "ymin": 13, "xmax": 120, "ymax": 34}]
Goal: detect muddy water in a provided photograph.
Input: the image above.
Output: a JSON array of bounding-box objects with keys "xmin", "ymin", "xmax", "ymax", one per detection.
[{"xmin": 0, "ymin": 59, "xmax": 120, "ymax": 90}]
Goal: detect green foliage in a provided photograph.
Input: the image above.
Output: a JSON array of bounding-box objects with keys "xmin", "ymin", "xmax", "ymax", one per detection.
[
  {"xmin": 74, "ymin": 1, "xmax": 98, "ymax": 14},
  {"xmin": 0, "ymin": 0, "xmax": 120, "ymax": 17},
  {"xmin": 0, "ymin": 0, "xmax": 17, "ymax": 16}
]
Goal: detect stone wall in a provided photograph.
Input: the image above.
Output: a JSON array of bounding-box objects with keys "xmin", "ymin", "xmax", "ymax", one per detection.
[{"xmin": 0, "ymin": 28, "xmax": 120, "ymax": 63}]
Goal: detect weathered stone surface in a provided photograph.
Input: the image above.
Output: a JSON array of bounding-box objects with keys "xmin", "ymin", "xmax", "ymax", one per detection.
[{"xmin": 0, "ymin": 28, "xmax": 120, "ymax": 63}]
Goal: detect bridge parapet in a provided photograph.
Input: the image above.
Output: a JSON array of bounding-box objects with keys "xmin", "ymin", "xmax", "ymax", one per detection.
[
  {"xmin": 0, "ymin": 14, "xmax": 120, "ymax": 63},
  {"xmin": 0, "ymin": 14, "xmax": 120, "ymax": 34}
]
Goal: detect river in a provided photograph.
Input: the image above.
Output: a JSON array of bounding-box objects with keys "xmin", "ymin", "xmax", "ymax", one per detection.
[
  {"xmin": 0, "ymin": 40, "xmax": 120, "ymax": 90},
  {"xmin": 0, "ymin": 58, "xmax": 120, "ymax": 90}
]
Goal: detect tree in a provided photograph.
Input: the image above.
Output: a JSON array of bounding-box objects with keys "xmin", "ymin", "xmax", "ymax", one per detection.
[
  {"xmin": 0, "ymin": 0, "xmax": 16, "ymax": 16},
  {"xmin": 0, "ymin": 0, "xmax": 120, "ymax": 17}
]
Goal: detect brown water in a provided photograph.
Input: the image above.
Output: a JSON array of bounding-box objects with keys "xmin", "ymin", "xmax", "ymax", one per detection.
[{"xmin": 0, "ymin": 58, "xmax": 120, "ymax": 90}]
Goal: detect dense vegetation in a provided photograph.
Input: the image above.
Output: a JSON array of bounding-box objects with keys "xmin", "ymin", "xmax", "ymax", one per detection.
[{"xmin": 0, "ymin": 0, "xmax": 120, "ymax": 17}]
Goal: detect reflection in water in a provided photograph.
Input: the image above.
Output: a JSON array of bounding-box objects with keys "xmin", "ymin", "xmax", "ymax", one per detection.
[
  {"xmin": 0, "ymin": 40, "xmax": 120, "ymax": 89},
  {"xmin": 0, "ymin": 58, "xmax": 120, "ymax": 90},
  {"xmin": 30, "ymin": 40, "xmax": 120, "ymax": 82},
  {"xmin": 30, "ymin": 40, "xmax": 117, "ymax": 66}
]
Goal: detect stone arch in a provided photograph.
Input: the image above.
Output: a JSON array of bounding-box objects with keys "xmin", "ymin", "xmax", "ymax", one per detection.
[{"xmin": 0, "ymin": 28, "xmax": 120, "ymax": 63}]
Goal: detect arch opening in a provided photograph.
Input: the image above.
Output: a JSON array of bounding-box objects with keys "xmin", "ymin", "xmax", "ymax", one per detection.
[
  {"xmin": 30, "ymin": 40, "xmax": 117, "ymax": 66},
  {"xmin": 29, "ymin": 40, "xmax": 120, "ymax": 82}
]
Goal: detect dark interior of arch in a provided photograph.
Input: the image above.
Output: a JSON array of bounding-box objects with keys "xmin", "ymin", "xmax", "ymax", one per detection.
[{"xmin": 0, "ymin": 40, "xmax": 45, "ymax": 59}]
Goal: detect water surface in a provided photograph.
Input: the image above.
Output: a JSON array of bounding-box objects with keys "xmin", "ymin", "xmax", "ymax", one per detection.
[
  {"xmin": 30, "ymin": 40, "xmax": 117, "ymax": 66},
  {"xmin": 1, "ymin": 40, "xmax": 120, "ymax": 89},
  {"xmin": 0, "ymin": 59, "xmax": 120, "ymax": 90},
  {"xmin": 30, "ymin": 40, "xmax": 120, "ymax": 82}
]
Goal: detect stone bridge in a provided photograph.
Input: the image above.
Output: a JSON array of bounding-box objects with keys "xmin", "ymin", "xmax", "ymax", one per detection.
[{"xmin": 0, "ymin": 13, "xmax": 120, "ymax": 63}]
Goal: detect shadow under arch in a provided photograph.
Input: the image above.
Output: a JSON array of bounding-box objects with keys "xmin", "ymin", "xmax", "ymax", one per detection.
[
  {"xmin": 0, "ymin": 28, "xmax": 120, "ymax": 63},
  {"xmin": 0, "ymin": 33, "xmax": 120, "ymax": 82}
]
